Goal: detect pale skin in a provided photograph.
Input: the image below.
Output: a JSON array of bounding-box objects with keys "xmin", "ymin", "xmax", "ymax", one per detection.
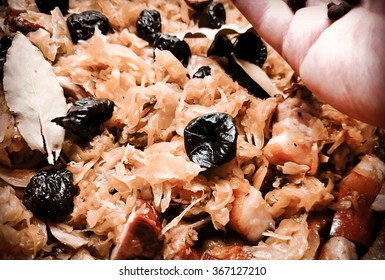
[{"xmin": 231, "ymin": 0, "xmax": 385, "ymax": 128}]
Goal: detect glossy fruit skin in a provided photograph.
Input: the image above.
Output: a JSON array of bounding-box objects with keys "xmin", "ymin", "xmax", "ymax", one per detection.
[
  {"xmin": 287, "ymin": 0, "xmax": 307, "ymax": 12},
  {"xmin": 233, "ymin": 31, "xmax": 267, "ymax": 67},
  {"xmin": 66, "ymin": 11, "xmax": 110, "ymax": 43},
  {"xmin": 153, "ymin": 33, "xmax": 191, "ymax": 67},
  {"xmin": 35, "ymin": 0, "xmax": 69, "ymax": 15},
  {"xmin": 23, "ymin": 169, "xmax": 77, "ymax": 220},
  {"xmin": 52, "ymin": 98, "xmax": 114, "ymax": 141},
  {"xmin": 207, "ymin": 34, "xmax": 270, "ymax": 99},
  {"xmin": 0, "ymin": 35, "xmax": 13, "ymax": 81},
  {"xmin": 198, "ymin": 1, "xmax": 226, "ymax": 29},
  {"xmin": 193, "ymin": 66, "xmax": 211, "ymax": 78},
  {"xmin": 207, "ymin": 35, "xmax": 233, "ymax": 58},
  {"xmin": 136, "ymin": 9, "xmax": 162, "ymax": 45},
  {"xmin": 184, "ymin": 112, "xmax": 237, "ymax": 169}
]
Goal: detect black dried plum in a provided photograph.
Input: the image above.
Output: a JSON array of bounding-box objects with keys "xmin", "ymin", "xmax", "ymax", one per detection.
[
  {"xmin": 184, "ymin": 112, "xmax": 237, "ymax": 169},
  {"xmin": 198, "ymin": 1, "xmax": 226, "ymax": 29},
  {"xmin": 287, "ymin": 0, "xmax": 307, "ymax": 13},
  {"xmin": 153, "ymin": 33, "xmax": 191, "ymax": 67},
  {"xmin": 207, "ymin": 34, "xmax": 233, "ymax": 58},
  {"xmin": 233, "ymin": 31, "xmax": 267, "ymax": 67},
  {"xmin": 184, "ymin": 0, "xmax": 212, "ymax": 10},
  {"xmin": 207, "ymin": 34, "xmax": 269, "ymax": 99},
  {"xmin": 136, "ymin": 9, "xmax": 162, "ymax": 45},
  {"xmin": 35, "ymin": 0, "xmax": 69, "ymax": 15},
  {"xmin": 23, "ymin": 169, "xmax": 77, "ymax": 220},
  {"xmin": 193, "ymin": 66, "xmax": 211, "ymax": 78},
  {"xmin": 0, "ymin": 35, "xmax": 13, "ymax": 82},
  {"xmin": 52, "ymin": 97, "xmax": 115, "ymax": 141},
  {"xmin": 66, "ymin": 11, "xmax": 110, "ymax": 43},
  {"xmin": 344, "ymin": 0, "xmax": 360, "ymax": 5}
]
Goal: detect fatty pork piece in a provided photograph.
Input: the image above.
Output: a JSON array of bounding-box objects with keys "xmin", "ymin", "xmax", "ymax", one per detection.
[
  {"xmin": 110, "ymin": 199, "xmax": 163, "ymax": 259},
  {"xmin": 330, "ymin": 154, "xmax": 385, "ymax": 248},
  {"xmin": 319, "ymin": 236, "xmax": 358, "ymax": 260},
  {"xmin": 228, "ymin": 179, "xmax": 275, "ymax": 242},
  {"xmin": 162, "ymin": 220, "xmax": 209, "ymax": 260},
  {"xmin": 202, "ymin": 215, "xmax": 310, "ymax": 260},
  {"xmin": 263, "ymin": 95, "xmax": 327, "ymax": 172}
]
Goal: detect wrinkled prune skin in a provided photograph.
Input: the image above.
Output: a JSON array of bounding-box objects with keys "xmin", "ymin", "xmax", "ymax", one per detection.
[
  {"xmin": 193, "ymin": 66, "xmax": 211, "ymax": 78},
  {"xmin": 136, "ymin": 9, "xmax": 162, "ymax": 45},
  {"xmin": 52, "ymin": 98, "xmax": 115, "ymax": 141},
  {"xmin": 233, "ymin": 31, "xmax": 267, "ymax": 67},
  {"xmin": 207, "ymin": 34, "xmax": 269, "ymax": 99},
  {"xmin": 66, "ymin": 11, "xmax": 110, "ymax": 43},
  {"xmin": 207, "ymin": 35, "xmax": 233, "ymax": 58},
  {"xmin": 287, "ymin": 0, "xmax": 307, "ymax": 13},
  {"xmin": 184, "ymin": 0, "xmax": 213, "ymax": 10},
  {"xmin": 23, "ymin": 169, "xmax": 77, "ymax": 220},
  {"xmin": 153, "ymin": 33, "xmax": 191, "ymax": 67},
  {"xmin": 0, "ymin": 35, "xmax": 13, "ymax": 82},
  {"xmin": 35, "ymin": 0, "xmax": 69, "ymax": 15},
  {"xmin": 198, "ymin": 1, "xmax": 226, "ymax": 29},
  {"xmin": 184, "ymin": 112, "xmax": 237, "ymax": 169}
]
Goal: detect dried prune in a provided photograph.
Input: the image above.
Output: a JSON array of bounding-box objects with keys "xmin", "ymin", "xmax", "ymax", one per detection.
[
  {"xmin": 193, "ymin": 66, "xmax": 211, "ymax": 78},
  {"xmin": 233, "ymin": 31, "xmax": 267, "ymax": 67},
  {"xmin": 0, "ymin": 35, "xmax": 13, "ymax": 82},
  {"xmin": 52, "ymin": 97, "xmax": 115, "ymax": 141},
  {"xmin": 198, "ymin": 1, "xmax": 226, "ymax": 29},
  {"xmin": 35, "ymin": 0, "xmax": 69, "ymax": 15},
  {"xmin": 207, "ymin": 34, "xmax": 233, "ymax": 58},
  {"xmin": 153, "ymin": 33, "xmax": 191, "ymax": 67},
  {"xmin": 287, "ymin": 0, "xmax": 307, "ymax": 12},
  {"xmin": 184, "ymin": 112, "xmax": 237, "ymax": 169},
  {"xmin": 344, "ymin": 0, "xmax": 360, "ymax": 5},
  {"xmin": 136, "ymin": 9, "xmax": 162, "ymax": 45},
  {"xmin": 23, "ymin": 169, "xmax": 77, "ymax": 220},
  {"xmin": 207, "ymin": 34, "xmax": 270, "ymax": 99},
  {"xmin": 66, "ymin": 10, "xmax": 110, "ymax": 43},
  {"xmin": 184, "ymin": 0, "xmax": 213, "ymax": 10}
]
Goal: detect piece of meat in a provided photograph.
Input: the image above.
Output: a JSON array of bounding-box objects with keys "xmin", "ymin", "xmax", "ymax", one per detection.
[
  {"xmin": 4, "ymin": 0, "xmax": 29, "ymax": 15},
  {"xmin": 4, "ymin": 15, "xmax": 41, "ymax": 34},
  {"xmin": 319, "ymin": 236, "xmax": 358, "ymax": 260},
  {"xmin": 330, "ymin": 154, "xmax": 385, "ymax": 247},
  {"xmin": 362, "ymin": 220, "xmax": 385, "ymax": 260},
  {"xmin": 263, "ymin": 96, "xmax": 327, "ymax": 173},
  {"xmin": 228, "ymin": 179, "xmax": 275, "ymax": 242},
  {"xmin": 162, "ymin": 221, "xmax": 203, "ymax": 260},
  {"xmin": 110, "ymin": 199, "xmax": 163, "ymax": 259}
]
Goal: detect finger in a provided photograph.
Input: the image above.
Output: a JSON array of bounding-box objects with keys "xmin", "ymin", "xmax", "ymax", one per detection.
[
  {"xmin": 232, "ymin": 0, "xmax": 293, "ymax": 54},
  {"xmin": 299, "ymin": 8, "xmax": 385, "ymax": 127},
  {"xmin": 282, "ymin": 5, "xmax": 331, "ymax": 73}
]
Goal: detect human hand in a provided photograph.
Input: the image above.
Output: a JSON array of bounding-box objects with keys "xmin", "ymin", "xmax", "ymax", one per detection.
[{"xmin": 232, "ymin": 0, "xmax": 385, "ymax": 128}]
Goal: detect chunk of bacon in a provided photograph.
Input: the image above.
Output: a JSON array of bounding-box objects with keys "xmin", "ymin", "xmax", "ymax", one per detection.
[
  {"xmin": 319, "ymin": 236, "xmax": 358, "ymax": 260},
  {"xmin": 263, "ymin": 96, "xmax": 326, "ymax": 172},
  {"xmin": 228, "ymin": 179, "xmax": 275, "ymax": 242},
  {"xmin": 330, "ymin": 154, "xmax": 385, "ymax": 247},
  {"xmin": 110, "ymin": 199, "xmax": 163, "ymax": 259}
]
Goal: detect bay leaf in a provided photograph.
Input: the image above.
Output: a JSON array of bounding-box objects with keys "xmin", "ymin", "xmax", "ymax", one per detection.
[{"xmin": 3, "ymin": 32, "xmax": 67, "ymax": 164}]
